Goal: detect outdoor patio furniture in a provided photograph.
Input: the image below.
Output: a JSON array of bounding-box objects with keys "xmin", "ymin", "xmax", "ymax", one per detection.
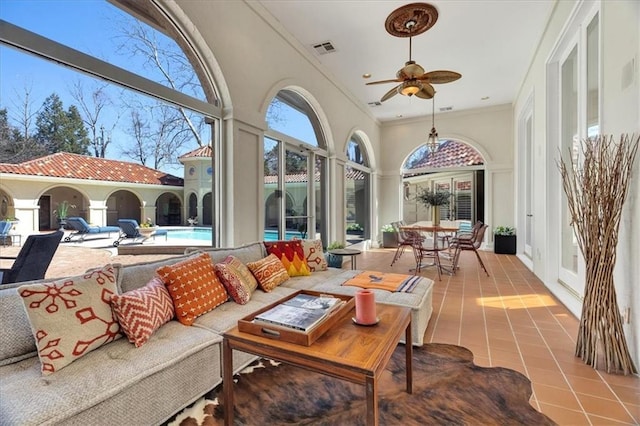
[
  {"xmin": 0, "ymin": 221, "xmax": 12, "ymax": 246},
  {"xmin": 63, "ymin": 217, "xmax": 120, "ymax": 243},
  {"xmin": 450, "ymin": 223, "xmax": 490, "ymax": 277},
  {"xmin": 0, "ymin": 230, "xmax": 63, "ymax": 284},
  {"xmin": 113, "ymin": 219, "xmax": 168, "ymax": 247}
]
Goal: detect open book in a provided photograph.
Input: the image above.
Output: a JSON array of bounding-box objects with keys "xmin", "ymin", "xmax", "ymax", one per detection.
[{"xmin": 254, "ymin": 294, "xmax": 344, "ymax": 332}]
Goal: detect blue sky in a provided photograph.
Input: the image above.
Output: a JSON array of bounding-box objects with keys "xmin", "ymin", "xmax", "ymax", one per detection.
[{"xmin": 0, "ymin": 1, "xmax": 205, "ymax": 177}]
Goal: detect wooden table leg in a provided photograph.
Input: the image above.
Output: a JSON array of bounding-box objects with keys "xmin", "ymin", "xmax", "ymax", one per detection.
[
  {"xmin": 365, "ymin": 375, "xmax": 379, "ymax": 425},
  {"xmin": 222, "ymin": 339, "xmax": 234, "ymax": 426},
  {"xmin": 405, "ymin": 321, "xmax": 413, "ymax": 394}
]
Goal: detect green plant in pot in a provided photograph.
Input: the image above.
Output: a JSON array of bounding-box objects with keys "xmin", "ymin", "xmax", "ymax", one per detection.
[
  {"xmin": 416, "ymin": 189, "xmax": 450, "ymax": 226},
  {"xmin": 54, "ymin": 200, "xmax": 75, "ymax": 230},
  {"xmin": 326, "ymin": 241, "xmax": 345, "ymax": 268},
  {"xmin": 346, "ymin": 223, "xmax": 363, "ymax": 235},
  {"xmin": 494, "ymin": 226, "xmax": 516, "ymax": 254},
  {"xmin": 380, "ymin": 224, "xmax": 398, "ymax": 248}
]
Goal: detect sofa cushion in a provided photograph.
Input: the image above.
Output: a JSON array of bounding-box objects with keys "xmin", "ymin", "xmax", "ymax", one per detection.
[
  {"xmin": 118, "ymin": 253, "xmax": 195, "ymax": 293},
  {"xmin": 0, "ymin": 322, "xmax": 222, "ymax": 426},
  {"xmin": 0, "ymin": 287, "xmax": 37, "ymax": 366},
  {"xmin": 18, "ymin": 264, "xmax": 122, "ymax": 375},
  {"xmin": 110, "ymin": 277, "xmax": 175, "ymax": 347},
  {"xmin": 264, "ymin": 240, "xmax": 311, "ymax": 277},
  {"xmin": 220, "ymin": 255, "xmax": 259, "ymax": 293},
  {"xmin": 185, "ymin": 241, "xmax": 266, "ymax": 265},
  {"xmin": 298, "ymin": 239, "xmax": 328, "ymax": 272},
  {"xmin": 247, "ymin": 254, "xmax": 290, "ymax": 292},
  {"xmin": 214, "ymin": 262, "xmax": 251, "ymax": 305},
  {"xmin": 157, "ymin": 253, "xmax": 228, "ymax": 326}
]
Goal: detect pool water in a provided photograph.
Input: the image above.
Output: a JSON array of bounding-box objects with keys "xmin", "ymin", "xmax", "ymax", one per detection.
[{"xmin": 166, "ymin": 228, "xmax": 305, "ymax": 242}]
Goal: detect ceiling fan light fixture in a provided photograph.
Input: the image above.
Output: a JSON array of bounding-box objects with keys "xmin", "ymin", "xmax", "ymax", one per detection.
[{"xmin": 399, "ymin": 80, "xmax": 423, "ymax": 96}]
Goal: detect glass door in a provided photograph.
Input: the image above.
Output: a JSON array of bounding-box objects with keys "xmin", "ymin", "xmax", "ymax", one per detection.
[{"xmin": 284, "ymin": 147, "xmax": 310, "ymax": 240}]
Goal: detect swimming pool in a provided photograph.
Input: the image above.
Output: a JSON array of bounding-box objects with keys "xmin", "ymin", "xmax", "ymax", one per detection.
[{"xmin": 166, "ymin": 227, "xmax": 304, "ymax": 242}]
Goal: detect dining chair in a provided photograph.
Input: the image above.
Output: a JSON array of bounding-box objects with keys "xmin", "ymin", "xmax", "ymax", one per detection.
[{"xmin": 450, "ymin": 224, "xmax": 490, "ymax": 276}]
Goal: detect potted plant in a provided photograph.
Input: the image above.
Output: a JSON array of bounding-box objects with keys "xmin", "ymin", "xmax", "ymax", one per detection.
[
  {"xmin": 346, "ymin": 223, "xmax": 363, "ymax": 235},
  {"xmin": 494, "ymin": 226, "xmax": 516, "ymax": 254},
  {"xmin": 54, "ymin": 200, "xmax": 75, "ymax": 230},
  {"xmin": 416, "ymin": 189, "xmax": 451, "ymax": 226},
  {"xmin": 380, "ymin": 224, "xmax": 397, "ymax": 248},
  {"xmin": 326, "ymin": 241, "xmax": 346, "ymax": 268}
]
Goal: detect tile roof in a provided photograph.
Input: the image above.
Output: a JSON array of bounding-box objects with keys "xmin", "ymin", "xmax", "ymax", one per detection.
[
  {"xmin": 0, "ymin": 152, "xmax": 184, "ymax": 186},
  {"xmin": 179, "ymin": 145, "xmax": 213, "ymax": 159},
  {"xmin": 410, "ymin": 140, "xmax": 484, "ymax": 169}
]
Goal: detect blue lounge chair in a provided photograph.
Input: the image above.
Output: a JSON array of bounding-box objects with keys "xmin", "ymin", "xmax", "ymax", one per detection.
[
  {"xmin": 113, "ymin": 219, "xmax": 167, "ymax": 247},
  {"xmin": 63, "ymin": 217, "xmax": 120, "ymax": 243},
  {"xmin": 0, "ymin": 221, "xmax": 12, "ymax": 246},
  {"xmin": 0, "ymin": 230, "xmax": 64, "ymax": 284}
]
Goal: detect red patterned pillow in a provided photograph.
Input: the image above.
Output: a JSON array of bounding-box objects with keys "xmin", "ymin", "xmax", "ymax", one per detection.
[
  {"xmin": 18, "ymin": 264, "xmax": 121, "ymax": 375},
  {"xmin": 246, "ymin": 254, "xmax": 290, "ymax": 292},
  {"xmin": 110, "ymin": 277, "xmax": 175, "ymax": 347},
  {"xmin": 298, "ymin": 239, "xmax": 328, "ymax": 272},
  {"xmin": 157, "ymin": 253, "xmax": 228, "ymax": 325},
  {"xmin": 214, "ymin": 263, "xmax": 251, "ymax": 305},
  {"xmin": 222, "ymin": 255, "xmax": 259, "ymax": 293},
  {"xmin": 264, "ymin": 240, "xmax": 311, "ymax": 277}
]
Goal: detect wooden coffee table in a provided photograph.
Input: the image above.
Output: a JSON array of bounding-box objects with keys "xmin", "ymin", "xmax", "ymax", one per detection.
[{"xmin": 223, "ymin": 303, "xmax": 412, "ymax": 425}]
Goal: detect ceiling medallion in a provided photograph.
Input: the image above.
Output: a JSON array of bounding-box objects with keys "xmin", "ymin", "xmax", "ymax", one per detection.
[{"xmin": 384, "ymin": 3, "xmax": 438, "ymax": 38}]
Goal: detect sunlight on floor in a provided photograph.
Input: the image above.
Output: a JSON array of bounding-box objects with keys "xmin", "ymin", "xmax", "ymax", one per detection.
[{"xmin": 477, "ymin": 294, "xmax": 557, "ymax": 309}]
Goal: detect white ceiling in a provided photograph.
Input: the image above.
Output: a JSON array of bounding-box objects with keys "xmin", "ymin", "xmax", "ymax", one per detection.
[{"xmin": 257, "ymin": 0, "xmax": 555, "ymax": 122}]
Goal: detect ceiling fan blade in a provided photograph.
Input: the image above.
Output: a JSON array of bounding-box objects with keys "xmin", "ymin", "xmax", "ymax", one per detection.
[
  {"xmin": 418, "ymin": 70, "xmax": 462, "ymax": 84},
  {"xmin": 380, "ymin": 84, "xmax": 401, "ymax": 102},
  {"xmin": 415, "ymin": 83, "xmax": 435, "ymax": 99},
  {"xmin": 366, "ymin": 78, "xmax": 402, "ymax": 86}
]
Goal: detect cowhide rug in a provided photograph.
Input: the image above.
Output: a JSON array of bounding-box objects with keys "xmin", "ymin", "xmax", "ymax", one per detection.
[{"xmin": 167, "ymin": 343, "xmax": 555, "ymax": 425}]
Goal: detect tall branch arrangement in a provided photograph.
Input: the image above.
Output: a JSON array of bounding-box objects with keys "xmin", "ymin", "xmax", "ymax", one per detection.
[{"xmin": 558, "ymin": 134, "xmax": 639, "ymax": 375}]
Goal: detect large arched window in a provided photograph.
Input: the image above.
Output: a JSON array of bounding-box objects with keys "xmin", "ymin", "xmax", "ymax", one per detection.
[
  {"xmin": 264, "ymin": 89, "xmax": 328, "ymax": 244},
  {"xmin": 345, "ymin": 135, "xmax": 371, "ymax": 243},
  {"xmin": 402, "ymin": 139, "xmax": 485, "ymax": 225},
  {"xmin": 1, "ymin": 1, "xmax": 222, "ymax": 243}
]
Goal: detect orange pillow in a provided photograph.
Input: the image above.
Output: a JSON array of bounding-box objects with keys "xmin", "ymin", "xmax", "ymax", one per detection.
[
  {"xmin": 157, "ymin": 253, "xmax": 228, "ymax": 325},
  {"xmin": 246, "ymin": 254, "xmax": 290, "ymax": 292},
  {"xmin": 264, "ymin": 240, "xmax": 311, "ymax": 277}
]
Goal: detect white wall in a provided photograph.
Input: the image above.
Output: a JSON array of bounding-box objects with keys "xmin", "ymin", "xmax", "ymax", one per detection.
[
  {"xmin": 514, "ymin": 0, "xmax": 640, "ymax": 366},
  {"xmin": 378, "ymin": 104, "xmax": 514, "ymax": 243}
]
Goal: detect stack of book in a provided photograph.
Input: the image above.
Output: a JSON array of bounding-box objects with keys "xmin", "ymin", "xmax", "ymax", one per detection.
[{"xmin": 254, "ymin": 294, "xmax": 345, "ymax": 332}]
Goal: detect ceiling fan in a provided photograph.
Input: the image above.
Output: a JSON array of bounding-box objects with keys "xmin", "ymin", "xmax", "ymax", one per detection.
[{"xmin": 366, "ymin": 3, "xmax": 462, "ymax": 103}]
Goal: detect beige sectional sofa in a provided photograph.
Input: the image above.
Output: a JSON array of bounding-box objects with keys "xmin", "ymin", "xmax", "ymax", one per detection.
[{"xmin": 0, "ymin": 242, "xmax": 434, "ymax": 425}]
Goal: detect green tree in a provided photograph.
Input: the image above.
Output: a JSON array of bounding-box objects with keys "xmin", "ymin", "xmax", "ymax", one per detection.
[
  {"xmin": 0, "ymin": 108, "xmax": 47, "ymax": 163},
  {"xmin": 35, "ymin": 94, "xmax": 90, "ymax": 155}
]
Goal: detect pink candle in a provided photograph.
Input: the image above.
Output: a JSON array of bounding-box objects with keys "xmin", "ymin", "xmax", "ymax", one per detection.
[{"xmin": 355, "ymin": 289, "xmax": 377, "ymax": 324}]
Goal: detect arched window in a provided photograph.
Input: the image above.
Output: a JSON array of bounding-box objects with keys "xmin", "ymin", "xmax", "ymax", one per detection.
[
  {"xmin": 402, "ymin": 140, "xmax": 485, "ymax": 225},
  {"xmin": 264, "ymin": 90, "xmax": 328, "ymax": 244},
  {"xmin": 1, "ymin": 1, "xmax": 222, "ymax": 243},
  {"xmin": 345, "ymin": 134, "xmax": 371, "ymax": 243}
]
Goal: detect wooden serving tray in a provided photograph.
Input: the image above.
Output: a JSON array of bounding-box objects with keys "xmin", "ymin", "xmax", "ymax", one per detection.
[{"xmin": 237, "ymin": 290, "xmax": 354, "ymax": 346}]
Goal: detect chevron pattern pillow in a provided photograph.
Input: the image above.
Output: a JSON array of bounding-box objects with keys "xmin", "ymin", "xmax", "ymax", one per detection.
[
  {"xmin": 264, "ymin": 240, "xmax": 311, "ymax": 277},
  {"xmin": 110, "ymin": 277, "xmax": 175, "ymax": 347}
]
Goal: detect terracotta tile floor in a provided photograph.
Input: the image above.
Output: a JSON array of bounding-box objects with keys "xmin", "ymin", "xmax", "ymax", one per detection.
[
  {"xmin": 357, "ymin": 247, "xmax": 639, "ymax": 425},
  {"xmin": 3, "ymin": 240, "xmax": 637, "ymax": 424}
]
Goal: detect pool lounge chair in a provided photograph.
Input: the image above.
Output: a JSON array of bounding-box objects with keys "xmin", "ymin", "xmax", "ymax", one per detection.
[
  {"xmin": 0, "ymin": 230, "xmax": 63, "ymax": 284},
  {"xmin": 63, "ymin": 217, "xmax": 120, "ymax": 243},
  {"xmin": 0, "ymin": 221, "xmax": 12, "ymax": 246},
  {"xmin": 113, "ymin": 219, "xmax": 167, "ymax": 247}
]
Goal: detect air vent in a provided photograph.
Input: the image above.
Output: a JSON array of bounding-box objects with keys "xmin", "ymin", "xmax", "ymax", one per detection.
[
  {"xmin": 312, "ymin": 41, "xmax": 337, "ymax": 55},
  {"xmin": 439, "ymin": 106, "xmax": 453, "ymax": 112},
  {"xmin": 367, "ymin": 101, "xmax": 382, "ymax": 107}
]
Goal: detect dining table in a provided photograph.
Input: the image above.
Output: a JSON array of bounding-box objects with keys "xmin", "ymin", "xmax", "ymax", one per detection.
[{"xmin": 399, "ymin": 221, "xmax": 460, "ymax": 279}]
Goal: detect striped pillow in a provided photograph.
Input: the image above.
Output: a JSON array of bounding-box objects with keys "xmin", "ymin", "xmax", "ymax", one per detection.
[{"xmin": 110, "ymin": 277, "xmax": 175, "ymax": 347}]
